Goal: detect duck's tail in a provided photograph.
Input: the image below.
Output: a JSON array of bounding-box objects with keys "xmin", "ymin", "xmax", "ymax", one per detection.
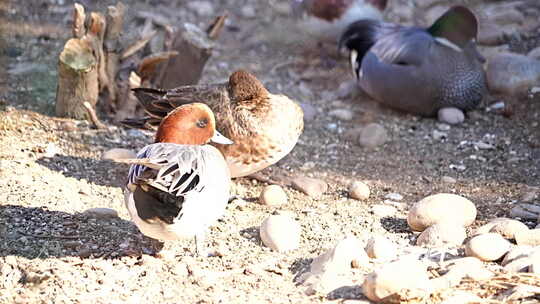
[
  {"xmin": 132, "ymin": 88, "xmax": 167, "ymax": 109},
  {"xmin": 338, "ymin": 19, "xmax": 385, "ymax": 78}
]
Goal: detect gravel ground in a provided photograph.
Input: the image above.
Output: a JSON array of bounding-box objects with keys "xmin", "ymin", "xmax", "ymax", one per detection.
[{"xmin": 1, "ymin": 0, "xmax": 539, "ymax": 303}]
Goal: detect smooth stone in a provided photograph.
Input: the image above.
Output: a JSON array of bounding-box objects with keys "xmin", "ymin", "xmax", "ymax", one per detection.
[
  {"xmin": 371, "ymin": 204, "xmax": 396, "ymax": 217},
  {"xmin": 442, "ymin": 257, "xmax": 494, "ymax": 281},
  {"xmin": 441, "ymin": 176, "xmax": 456, "ymax": 184},
  {"xmin": 102, "ymin": 148, "xmax": 136, "ymax": 160},
  {"xmin": 329, "ymin": 109, "xmax": 353, "ymax": 121},
  {"xmin": 259, "ymin": 185, "xmax": 288, "ymax": 206},
  {"xmin": 299, "ymin": 237, "xmax": 369, "ymax": 294},
  {"xmin": 385, "ymin": 193, "xmax": 403, "ymax": 201},
  {"xmin": 487, "ymin": 218, "xmax": 529, "ymax": 240},
  {"xmin": 510, "ymin": 204, "xmax": 540, "ymax": 220},
  {"xmin": 358, "ymin": 123, "xmax": 388, "ymax": 148},
  {"xmin": 465, "ymin": 233, "xmax": 511, "ymax": 261},
  {"xmin": 240, "ymin": 5, "xmax": 256, "ymax": 18},
  {"xmin": 349, "ymin": 181, "xmax": 370, "ymax": 200},
  {"xmin": 299, "ymin": 102, "xmax": 317, "ymax": 121},
  {"xmin": 515, "ymin": 229, "xmax": 540, "ymax": 246},
  {"xmin": 504, "ymin": 257, "xmax": 533, "ymax": 273},
  {"xmin": 365, "ymin": 235, "xmax": 397, "ymax": 261},
  {"xmin": 416, "ymin": 222, "xmax": 467, "ymax": 247},
  {"xmin": 437, "ymin": 107, "xmax": 465, "ymax": 125},
  {"xmin": 502, "ymin": 246, "xmax": 534, "ymax": 266},
  {"xmin": 336, "ymin": 79, "xmax": 361, "ymax": 99},
  {"xmin": 521, "ymin": 187, "xmax": 539, "ymax": 202},
  {"xmin": 486, "ymin": 53, "xmax": 540, "ymax": 96},
  {"xmin": 407, "ymin": 193, "xmax": 477, "ymax": 232},
  {"xmin": 83, "ymin": 208, "xmax": 118, "ymax": 219},
  {"xmin": 186, "ymin": 1, "xmax": 215, "ymax": 16},
  {"xmin": 528, "ymin": 46, "xmax": 540, "ymax": 60},
  {"xmin": 259, "ymin": 214, "xmax": 301, "ymax": 252},
  {"xmin": 291, "ymin": 176, "xmax": 327, "ymax": 198},
  {"xmin": 362, "ymin": 259, "xmax": 430, "ymax": 302},
  {"xmin": 432, "ymin": 130, "xmax": 447, "ymax": 140},
  {"xmin": 529, "ymin": 251, "xmax": 540, "ymax": 274}
]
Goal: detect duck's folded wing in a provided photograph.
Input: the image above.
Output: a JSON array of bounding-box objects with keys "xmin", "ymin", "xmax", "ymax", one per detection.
[
  {"xmin": 369, "ymin": 29, "xmax": 432, "ymax": 67},
  {"xmin": 126, "ymin": 143, "xmax": 209, "ymax": 196}
]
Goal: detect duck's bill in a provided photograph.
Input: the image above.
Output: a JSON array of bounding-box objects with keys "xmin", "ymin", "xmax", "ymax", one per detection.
[{"xmin": 211, "ymin": 131, "xmax": 234, "ymax": 145}]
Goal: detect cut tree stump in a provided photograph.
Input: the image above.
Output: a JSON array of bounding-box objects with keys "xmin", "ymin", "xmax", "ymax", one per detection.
[
  {"xmin": 55, "ymin": 38, "xmax": 99, "ymax": 120},
  {"xmin": 154, "ymin": 23, "xmax": 215, "ymax": 89}
]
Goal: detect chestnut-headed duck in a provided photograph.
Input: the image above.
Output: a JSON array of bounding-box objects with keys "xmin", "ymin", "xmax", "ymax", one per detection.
[
  {"xmin": 339, "ymin": 6, "xmax": 487, "ymax": 117},
  {"xmin": 292, "ymin": 0, "xmax": 387, "ymax": 44},
  {"xmin": 122, "ymin": 103, "xmax": 232, "ymax": 255},
  {"xmin": 123, "ymin": 69, "xmax": 304, "ymax": 178}
]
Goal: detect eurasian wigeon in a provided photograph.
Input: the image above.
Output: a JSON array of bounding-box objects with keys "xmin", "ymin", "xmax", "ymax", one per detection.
[
  {"xmin": 123, "ymin": 69, "xmax": 304, "ymax": 178},
  {"xmin": 339, "ymin": 6, "xmax": 487, "ymax": 117},
  {"xmin": 122, "ymin": 103, "xmax": 232, "ymax": 255},
  {"xmin": 292, "ymin": 0, "xmax": 387, "ymax": 44}
]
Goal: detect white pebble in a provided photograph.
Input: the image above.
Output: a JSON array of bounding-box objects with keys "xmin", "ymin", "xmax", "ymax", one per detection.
[
  {"xmin": 349, "ymin": 181, "xmax": 370, "ymax": 200},
  {"xmin": 102, "ymin": 148, "xmax": 136, "ymax": 160},
  {"xmin": 259, "ymin": 185, "xmax": 288, "ymax": 206},
  {"xmin": 329, "ymin": 109, "xmax": 354, "ymax": 121},
  {"xmin": 438, "ymin": 107, "xmax": 465, "ymax": 125},
  {"xmin": 259, "ymin": 214, "xmax": 300, "ymax": 252},
  {"xmin": 465, "ymin": 233, "xmax": 511, "ymax": 261},
  {"xmin": 358, "ymin": 123, "xmax": 388, "ymax": 148},
  {"xmin": 416, "ymin": 222, "xmax": 467, "ymax": 247},
  {"xmin": 408, "ymin": 193, "xmax": 477, "ymax": 232},
  {"xmin": 365, "ymin": 235, "xmax": 397, "ymax": 261}
]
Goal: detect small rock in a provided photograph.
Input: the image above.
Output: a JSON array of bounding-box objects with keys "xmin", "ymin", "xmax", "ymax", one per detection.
[
  {"xmin": 515, "ymin": 229, "xmax": 540, "ymax": 246},
  {"xmin": 529, "ymin": 251, "xmax": 540, "ymax": 274},
  {"xmin": 240, "ymin": 5, "xmax": 256, "ymax": 18},
  {"xmin": 83, "ymin": 207, "xmax": 118, "ymax": 219},
  {"xmin": 432, "ymin": 130, "xmax": 447, "ymax": 140},
  {"xmin": 349, "ymin": 181, "xmax": 370, "ymax": 200},
  {"xmin": 358, "ymin": 123, "xmax": 388, "ymax": 148},
  {"xmin": 362, "ymin": 259, "xmax": 430, "ymax": 302},
  {"xmin": 510, "ymin": 204, "xmax": 540, "ymax": 220},
  {"xmin": 521, "ymin": 187, "xmax": 538, "ymax": 203},
  {"xmin": 385, "ymin": 193, "xmax": 403, "ymax": 201},
  {"xmin": 102, "ymin": 148, "xmax": 137, "ymax": 160},
  {"xmin": 437, "ymin": 107, "xmax": 465, "ymax": 125},
  {"xmin": 329, "ymin": 109, "xmax": 353, "ymax": 121},
  {"xmin": 336, "ymin": 79, "xmax": 361, "ymax": 99},
  {"xmin": 444, "ymin": 257, "xmax": 493, "ymax": 281},
  {"xmin": 371, "ymin": 204, "xmax": 396, "ymax": 217},
  {"xmin": 502, "ymin": 246, "xmax": 534, "ymax": 266},
  {"xmin": 299, "ymin": 237, "xmax": 369, "ymax": 294},
  {"xmin": 186, "ymin": 1, "xmax": 215, "ymax": 16},
  {"xmin": 126, "ymin": 129, "xmax": 146, "ymax": 138},
  {"xmin": 44, "ymin": 143, "xmax": 61, "ymax": 158},
  {"xmin": 407, "ymin": 193, "xmax": 476, "ymax": 232},
  {"xmin": 486, "ymin": 218, "xmax": 529, "ymax": 240},
  {"xmin": 441, "ymin": 176, "xmax": 456, "ymax": 184},
  {"xmin": 416, "ymin": 222, "xmax": 467, "ymax": 247},
  {"xmin": 528, "ymin": 46, "xmax": 540, "ymax": 60},
  {"xmin": 291, "ymin": 176, "xmax": 327, "ymax": 198},
  {"xmin": 465, "ymin": 233, "xmax": 511, "ymax": 261},
  {"xmin": 504, "ymin": 256, "xmax": 532, "ymax": 273},
  {"xmin": 299, "ymin": 102, "xmax": 317, "ymax": 121},
  {"xmin": 60, "ymin": 121, "xmax": 77, "ymax": 132},
  {"xmin": 486, "ymin": 53, "xmax": 540, "ymax": 96},
  {"xmin": 259, "ymin": 185, "xmax": 288, "ymax": 206},
  {"xmin": 365, "ymin": 235, "xmax": 397, "ymax": 261},
  {"xmin": 259, "ymin": 214, "xmax": 300, "ymax": 252}
]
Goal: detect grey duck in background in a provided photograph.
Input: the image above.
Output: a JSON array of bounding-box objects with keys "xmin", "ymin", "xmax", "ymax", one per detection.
[{"xmin": 339, "ymin": 6, "xmax": 487, "ymax": 116}]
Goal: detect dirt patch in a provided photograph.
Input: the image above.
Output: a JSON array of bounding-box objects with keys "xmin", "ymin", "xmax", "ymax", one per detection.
[{"xmin": 1, "ymin": 0, "xmax": 539, "ymax": 303}]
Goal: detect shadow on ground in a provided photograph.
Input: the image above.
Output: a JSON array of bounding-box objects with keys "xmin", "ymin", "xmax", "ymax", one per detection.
[{"xmin": 0, "ymin": 205, "xmax": 162, "ymax": 259}]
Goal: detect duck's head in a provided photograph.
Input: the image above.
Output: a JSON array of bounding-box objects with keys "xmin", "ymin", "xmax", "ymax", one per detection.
[
  {"xmin": 155, "ymin": 103, "xmax": 233, "ymax": 145},
  {"xmin": 228, "ymin": 69, "xmax": 269, "ymax": 103}
]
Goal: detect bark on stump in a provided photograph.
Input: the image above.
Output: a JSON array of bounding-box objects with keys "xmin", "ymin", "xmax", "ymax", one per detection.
[{"xmin": 55, "ymin": 38, "xmax": 99, "ymax": 120}]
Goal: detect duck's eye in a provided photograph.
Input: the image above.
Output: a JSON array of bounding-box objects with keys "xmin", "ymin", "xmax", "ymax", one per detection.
[{"xmin": 196, "ymin": 118, "xmax": 208, "ymax": 128}]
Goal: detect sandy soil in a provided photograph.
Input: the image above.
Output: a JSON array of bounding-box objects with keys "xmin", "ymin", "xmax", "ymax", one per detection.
[{"xmin": 1, "ymin": 0, "xmax": 539, "ymax": 303}]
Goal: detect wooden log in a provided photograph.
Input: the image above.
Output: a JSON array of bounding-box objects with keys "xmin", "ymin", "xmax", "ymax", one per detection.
[
  {"xmin": 104, "ymin": 2, "xmax": 126, "ymax": 107},
  {"xmin": 85, "ymin": 12, "xmax": 107, "ymax": 92},
  {"xmin": 154, "ymin": 23, "xmax": 215, "ymax": 89},
  {"xmin": 55, "ymin": 38, "xmax": 98, "ymax": 120},
  {"xmin": 72, "ymin": 3, "xmax": 86, "ymax": 39}
]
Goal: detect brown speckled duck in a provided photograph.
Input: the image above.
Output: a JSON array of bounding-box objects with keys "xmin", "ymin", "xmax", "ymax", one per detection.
[
  {"xmin": 339, "ymin": 6, "xmax": 487, "ymax": 116},
  {"xmin": 123, "ymin": 70, "xmax": 304, "ymax": 178}
]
